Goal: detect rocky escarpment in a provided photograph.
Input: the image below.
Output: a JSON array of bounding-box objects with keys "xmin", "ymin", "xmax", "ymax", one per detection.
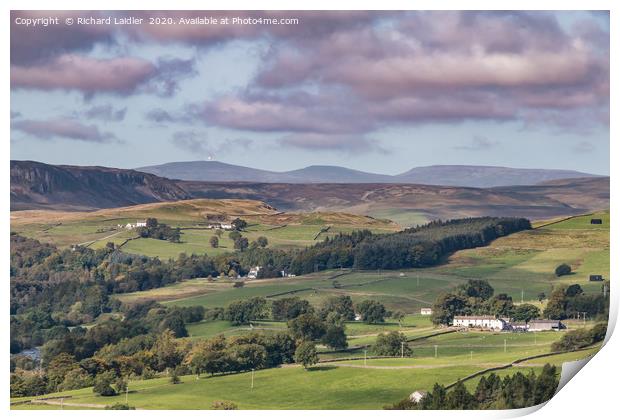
[{"xmin": 10, "ymin": 160, "xmax": 191, "ymax": 210}]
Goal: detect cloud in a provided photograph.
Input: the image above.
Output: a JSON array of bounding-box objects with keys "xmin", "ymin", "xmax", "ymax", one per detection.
[
  {"xmin": 172, "ymin": 131, "xmax": 213, "ymax": 157},
  {"xmin": 196, "ymin": 90, "xmax": 376, "ymax": 134},
  {"xmin": 141, "ymin": 57, "xmax": 197, "ymax": 97},
  {"xmin": 278, "ymin": 133, "xmax": 387, "ymax": 154},
  {"xmin": 455, "ymin": 136, "xmax": 499, "ymax": 151},
  {"xmin": 11, "ymin": 54, "xmax": 156, "ymax": 95},
  {"xmin": 12, "ymin": 118, "xmax": 118, "ymax": 143},
  {"xmin": 126, "ymin": 11, "xmax": 384, "ymax": 44},
  {"xmin": 10, "ymin": 10, "xmax": 609, "ymax": 152},
  {"xmin": 10, "ymin": 11, "xmax": 115, "ymax": 65},
  {"xmin": 250, "ymin": 11, "xmax": 608, "ymax": 130},
  {"xmin": 146, "ymin": 108, "xmax": 176, "ymax": 123},
  {"xmin": 11, "ymin": 54, "xmax": 196, "ymax": 98},
  {"xmin": 171, "ymin": 131, "xmax": 255, "ymax": 159},
  {"xmin": 573, "ymin": 141, "xmax": 595, "ymax": 153},
  {"xmin": 83, "ymin": 105, "xmax": 127, "ymax": 122}
]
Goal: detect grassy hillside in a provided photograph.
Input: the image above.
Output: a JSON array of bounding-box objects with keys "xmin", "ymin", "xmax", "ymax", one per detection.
[
  {"xmin": 10, "ymin": 199, "xmax": 398, "ymax": 257},
  {"xmin": 113, "ymin": 211, "xmax": 608, "ymax": 315}
]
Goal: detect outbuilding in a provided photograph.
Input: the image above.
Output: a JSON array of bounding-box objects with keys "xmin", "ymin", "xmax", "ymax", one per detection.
[
  {"xmin": 527, "ymin": 319, "xmax": 564, "ymax": 332},
  {"xmin": 420, "ymin": 308, "xmax": 433, "ymax": 315},
  {"xmin": 589, "ymin": 274, "xmax": 604, "ymax": 281},
  {"xmin": 409, "ymin": 391, "xmax": 427, "ymax": 403},
  {"xmin": 590, "ymin": 218, "xmax": 603, "ymax": 225}
]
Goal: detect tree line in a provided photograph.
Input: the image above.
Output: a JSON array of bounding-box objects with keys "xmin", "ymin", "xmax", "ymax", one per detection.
[
  {"xmin": 387, "ymin": 364, "xmax": 559, "ymax": 409},
  {"xmin": 11, "ymin": 293, "xmax": 396, "ymax": 397},
  {"xmin": 430, "ymin": 278, "xmax": 609, "ymax": 326}
]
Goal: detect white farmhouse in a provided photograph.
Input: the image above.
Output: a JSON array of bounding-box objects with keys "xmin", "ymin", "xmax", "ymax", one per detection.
[
  {"xmin": 125, "ymin": 220, "xmax": 147, "ymax": 229},
  {"xmin": 247, "ymin": 266, "xmax": 261, "ymax": 279},
  {"xmin": 452, "ymin": 315, "xmax": 507, "ymax": 331},
  {"xmin": 420, "ymin": 307, "xmax": 433, "ymax": 315}
]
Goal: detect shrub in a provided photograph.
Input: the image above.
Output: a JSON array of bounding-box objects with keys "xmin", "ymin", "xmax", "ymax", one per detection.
[
  {"xmin": 105, "ymin": 403, "xmax": 135, "ymax": 410},
  {"xmin": 555, "ymin": 264, "xmax": 572, "ymax": 277},
  {"xmin": 212, "ymin": 400, "xmax": 238, "ymax": 410}
]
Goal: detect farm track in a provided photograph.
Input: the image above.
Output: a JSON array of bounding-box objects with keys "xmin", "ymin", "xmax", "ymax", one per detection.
[{"xmin": 78, "ymin": 230, "xmax": 125, "ymax": 247}]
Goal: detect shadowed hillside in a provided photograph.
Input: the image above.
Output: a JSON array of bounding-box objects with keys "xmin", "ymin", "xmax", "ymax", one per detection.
[{"xmin": 11, "ymin": 160, "xmax": 191, "ymax": 211}]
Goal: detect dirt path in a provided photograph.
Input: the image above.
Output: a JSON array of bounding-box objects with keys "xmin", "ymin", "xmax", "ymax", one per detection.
[{"xmin": 78, "ymin": 230, "xmax": 124, "ymax": 247}]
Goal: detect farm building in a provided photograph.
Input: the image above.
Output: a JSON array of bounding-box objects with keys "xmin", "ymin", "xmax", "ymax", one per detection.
[
  {"xmin": 420, "ymin": 308, "xmax": 433, "ymax": 315},
  {"xmin": 247, "ymin": 266, "xmax": 261, "ymax": 279},
  {"xmin": 589, "ymin": 274, "xmax": 604, "ymax": 281},
  {"xmin": 527, "ymin": 319, "xmax": 565, "ymax": 332},
  {"xmin": 409, "ymin": 391, "xmax": 427, "ymax": 403},
  {"xmin": 206, "ymin": 223, "xmax": 234, "ymax": 230},
  {"xmin": 451, "ymin": 316, "xmax": 507, "ymax": 331},
  {"xmin": 508, "ymin": 322, "xmax": 528, "ymax": 332},
  {"xmin": 590, "ymin": 218, "xmax": 603, "ymax": 224},
  {"xmin": 125, "ymin": 220, "xmax": 147, "ymax": 229}
]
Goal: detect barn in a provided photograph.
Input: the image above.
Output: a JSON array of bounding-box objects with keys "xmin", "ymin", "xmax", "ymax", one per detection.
[{"xmin": 527, "ymin": 319, "xmax": 565, "ymax": 332}]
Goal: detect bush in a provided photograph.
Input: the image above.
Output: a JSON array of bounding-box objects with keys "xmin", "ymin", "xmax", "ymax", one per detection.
[
  {"xmin": 105, "ymin": 403, "xmax": 135, "ymax": 410},
  {"xmin": 555, "ymin": 264, "xmax": 572, "ymax": 277},
  {"xmin": 169, "ymin": 367, "xmax": 182, "ymax": 384},
  {"xmin": 551, "ymin": 323, "xmax": 607, "ymax": 351},
  {"xmin": 212, "ymin": 400, "xmax": 238, "ymax": 410}
]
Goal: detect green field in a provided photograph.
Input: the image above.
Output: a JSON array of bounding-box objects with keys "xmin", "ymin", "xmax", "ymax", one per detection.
[
  {"xmin": 10, "ymin": 199, "xmax": 398, "ymax": 259},
  {"xmin": 11, "ymin": 337, "xmax": 600, "ymax": 410},
  {"xmin": 10, "ymin": 206, "xmax": 609, "ymax": 409},
  {"xmin": 115, "ymin": 211, "xmax": 608, "ymax": 315}
]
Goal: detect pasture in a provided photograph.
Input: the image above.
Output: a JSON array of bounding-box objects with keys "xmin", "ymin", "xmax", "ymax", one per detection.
[
  {"xmin": 11, "ymin": 332, "xmax": 600, "ymax": 410},
  {"xmin": 118, "ymin": 211, "xmax": 608, "ymax": 316},
  {"xmin": 10, "ymin": 199, "xmax": 398, "ymax": 258}
]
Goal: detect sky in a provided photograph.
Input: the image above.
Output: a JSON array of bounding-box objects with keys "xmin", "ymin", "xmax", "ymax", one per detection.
[{"xmin": 10, "ymin": 10, "xmax": 610, "ymax": 175}]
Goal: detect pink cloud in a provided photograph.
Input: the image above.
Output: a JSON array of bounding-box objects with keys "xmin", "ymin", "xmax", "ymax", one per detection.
[
  {"xmin": 11, "ymin": 54, "xmax": 156, "ymax": 94},
  {"xmin": 10, "ymin": 11, "xmax": 114, "ymax": 65},
  {"xmin": 12, "ymin": 118, "xmax": 118, "ymax": 143}
]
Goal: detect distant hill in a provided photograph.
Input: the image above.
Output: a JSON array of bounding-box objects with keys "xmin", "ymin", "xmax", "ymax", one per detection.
[
  {"xmin": 10, "ymin": 160, "xmax": 191, "ymax": 211},
  {"xmin": 136, "ymin": 161, "xmax": 393, "ymax": 183},
  {"xmin": 11, "ymin": 161, "xmax": 609, "ymax": 225},
  {"xmin": 394, "ymin": 165, "xmax": 599, "ymax": 187},
  {"xmin": 180, "ymin": 177, "xmax": 609, "ymax": 224},
  {"xmin": 137, "ymin": 161, "xmax": 598, "ymax": 187}
]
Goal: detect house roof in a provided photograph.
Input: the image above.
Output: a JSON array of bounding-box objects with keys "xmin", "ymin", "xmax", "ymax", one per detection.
[
  {"xmin": 529, "ymin": 319, "xmax": 561, "ymax": 325},
  {"xmin": 453, "ymin": 316, "xmax": 500, "ymax": 321}
]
